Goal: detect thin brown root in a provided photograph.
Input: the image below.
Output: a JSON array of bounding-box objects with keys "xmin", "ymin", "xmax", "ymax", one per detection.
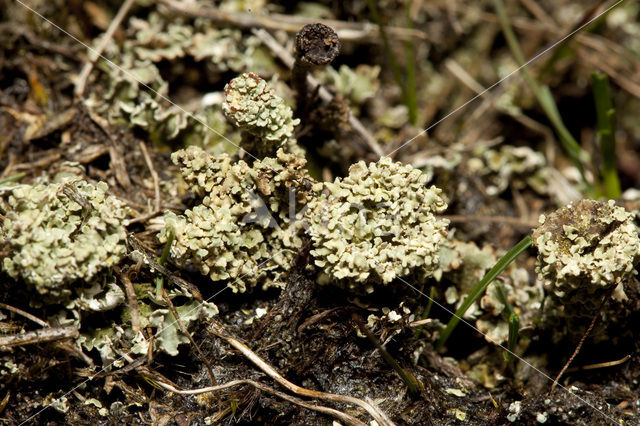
[
  {"xmin": 0, "ymin": 302, "xmax": 49, "ymax": 327},
  {"xmin": 550, "ymin": 289, "xmax": 613, "ymax": 395},
  {"xmin": 208, "ymin": 321, "xmax": 394, "ymax": 425},
  {"xmin": 74, "ymin": 0, "xmax": 136, "ymax": 98},
  {"xmin": 154, "ymin": 378, "xmax": 368, "ymax": 426},
  {"xmin": 139, "ymin": 141, "xmax": 161, "ymax": 212},
  {"xmin": 566, "ymin": 354, "xmax": 631, "ymax": 373}
]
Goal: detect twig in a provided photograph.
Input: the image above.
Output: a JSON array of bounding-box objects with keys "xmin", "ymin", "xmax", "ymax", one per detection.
[
  {"xmin": 86, "ymin": 108, "xmax": 133, "ymax": 189},
  {"xmin": 155, "ymin": 378, "xmax": 367, "ymax": 426},
  {"xmin": 297, "ymin": 308, "xmax": 342, "ymax": 332},
  {"xmin": 139, "ymin": 141, "xmax": 161, "ymax": 212},
  {"xmin": 566, "ymin": 354, "xmax": 631, "ymax": 373},
  {"xmin": 157, "ymin": 0, "xmax": 427, "ymax": 43},
  {"xmin": 0, "ymin": 302, "xmax": 49, "ymax": 327},
  {"xmin": 127, "ymin": 235, "xmax": 202, "ymax": 300},
  {"xmin": 74, "ymin": 0, "xmax": 136, "ymax": 98},
  {"xmin": 54, "ymin": 342, "xmax": 94, "ymax": 366},
  {"xmin": 126, "ymin": 209, "xmax": 162, "ymax": 225},
  {"xmin": 208, "ymin": 321, "xmax": 394, "ymax": 425},
  {"xmin": 117, "ymin": 269, "xmax": 142, "ymax": 334},
  {"xmin": 550, "ymin": 289, "xmax": 613, "ymax": 395},
  {"xmin": 12, "ymin": 151, "xmax": 62, "ymax": 171},
  {"xmin": 251, "ymin": 28, "xmax": 385, "ymax": 157},
  {"xmin": 0, "ymin": 326, "xmax": 78, "ymax": 347},
  {"xmin": 0, "ymin": 302, "xmax": 92, "ymax": 365}
]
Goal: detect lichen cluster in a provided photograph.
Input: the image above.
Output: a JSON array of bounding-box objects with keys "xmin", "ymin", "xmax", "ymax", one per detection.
[
  {"xmin": 533, "ymin": 200, "xmax": 640, "ymax": 305},
  {"xmin": 533, "ymin": 199, "xmax": 640, "ymax": 339},
  {"xmin": 159, "ymin": 146, "xmax": 315, "ymax": 293},
  {"xmin": 467, "ymin": 145, "xmax": 550, "ymax": 196},
  {"xmin": 88, "ymin": 11, "xmax": 273, "ymax": 149},
  {"xmin": 476, "ymin": 267, "xmax": 544, "ymax": 345},
  {"xmin": 222, "ymin": 73, "xmax": 300, "ymax": 156},
  {"xmin": 305, "ymin": 157, "xmax": 449, "ymax": 291},
  {"xmin": 1, "ymin": 176, "xmax": 129, "ymax": 300}
]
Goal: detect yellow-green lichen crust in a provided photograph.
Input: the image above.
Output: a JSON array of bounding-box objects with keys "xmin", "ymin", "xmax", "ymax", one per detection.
[
  {"xmin": 222, "ymin": 73, "xmax": 300, "ymax": 155},
  {"xmin": 1, "ymin": 178, "xmax": 129, "ymax": 300},
  {"xmin": 159, "ymin": 146, "xmax": 314, "ymax": 293},
  {"xmin": 533, "ymin": 199, "xmax": 640, "ymax": 309},
  {"xmin": 305, "ymin": 157, "xmax": 449, "ymax": 290}
]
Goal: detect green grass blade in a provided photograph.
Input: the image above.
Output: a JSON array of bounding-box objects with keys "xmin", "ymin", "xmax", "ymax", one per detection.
[
  {"xmin": 592, "ymin": 72, "xmax": 621, "ymax": 199},
  {"xmin": 0, "ymin": 172, "xmax": 26, "ymax": 185},
  {"xmin": 366, "ymin": 0, "xmax": 407, "ymax": 101},
  {"xmin": 404, "ymin": 0, "xmax": 417, "ymax": 125},
  {"xmin": 493, "ymin": 0, "xmax": 593, "ymax": 192},
  {"xmin": 413, "ymin": 286, "xmax": 435, "ymax": 339},
  {"xmin": 436, "ymin": 235, "xmax": 532, "ymax": 350},
  {"xmin": 505, "ymin": 312, "xmax": 520, "ymax": 362},
  {"xmin": 494, "ymin": 281, "xmax": 520, "ymax": 362}
]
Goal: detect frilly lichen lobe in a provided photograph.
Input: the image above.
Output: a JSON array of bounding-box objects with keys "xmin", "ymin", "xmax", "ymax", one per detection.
[
  {"xmin": 305, "ymin": 157, "xmax": 449, "ymax": 291},
  {"xmin": 533, "ymin": 199, "xmax": 640, "ymax": 305},
  {"xmin": 1, "ymin": 177, "xmax": 130, "ymax": 300},
  {"xmin": 222, "ymin": 72, "xmax": 300, "ymax": 156},
  {"xmin": 159, "ymin": 146, "xmax": 315, "ymax": 293}
]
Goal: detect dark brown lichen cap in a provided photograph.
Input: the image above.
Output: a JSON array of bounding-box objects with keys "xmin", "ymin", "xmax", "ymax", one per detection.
[{"xmin": 295, "ymin": 23, "xmax": 340, "ymax": 66}]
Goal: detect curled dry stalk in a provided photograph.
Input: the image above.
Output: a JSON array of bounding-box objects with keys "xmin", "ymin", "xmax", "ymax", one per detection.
[
  {"xmin": 154, "ymin": 379, "xmax": 368, "ymax": 426},
  {"xmin": 206, "ymin": 320, "xmax": 395, "ymax": 426}
]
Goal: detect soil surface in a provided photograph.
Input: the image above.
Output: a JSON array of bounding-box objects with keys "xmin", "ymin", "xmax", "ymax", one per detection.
[{"xmin": 1, "ymin": 1, "xmax": 640, "ymax": 425}]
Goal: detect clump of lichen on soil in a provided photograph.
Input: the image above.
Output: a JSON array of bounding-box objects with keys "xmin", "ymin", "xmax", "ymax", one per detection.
[{"xmin": 1, "ymin": 0, "xmax": 640, "ymax": 425}]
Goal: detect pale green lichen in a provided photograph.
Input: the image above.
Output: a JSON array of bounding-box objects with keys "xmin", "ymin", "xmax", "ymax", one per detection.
[
  {"xmin": 533, "ymin": 199, "xmax": 640, "ymax": 340},
  {"xmin": 467, "ymin": 145, "xmax": 550, "ymax": 196},
  {"xmin": 533, "ymin": 199, "xmax": 640, "ymax": 303},
  {"xmin": 87, "ymin": 11, "xmax": 274, "ymax": 150},
  {"xmin": 222, "ymin": 73, "xmax": 300, "ymax": 156},
  {"xmin": 305, "ymin": 157, "xmax": 449, "ymax": 291},
  {"xmin": 89, "ymin": 55, "xmax": 233, "ymax": 150},
  {"xmin": 433, "ymin": 239, "xmax": 497, "ymax": 291},
  {"xmin": 1, "ymin": 176, "xmax": 129, "ymax": 301},
  {"xmin": 476, "ymin": 267, "xmax": 544, "ymax": 345},
  {"xmin": 435, "ymin": 239, "xmax": 497, "ymax": 322},
  {"xmin": 433, "ymin": 238, "xmax": 543, "ymax": 345},
  {"xmin": 323, "ymin": 64, "xmax": 381, "ymax": 106},
  {"xmin": 159, "ymin": 146, "xmax": 315, "ymax": 292}
]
